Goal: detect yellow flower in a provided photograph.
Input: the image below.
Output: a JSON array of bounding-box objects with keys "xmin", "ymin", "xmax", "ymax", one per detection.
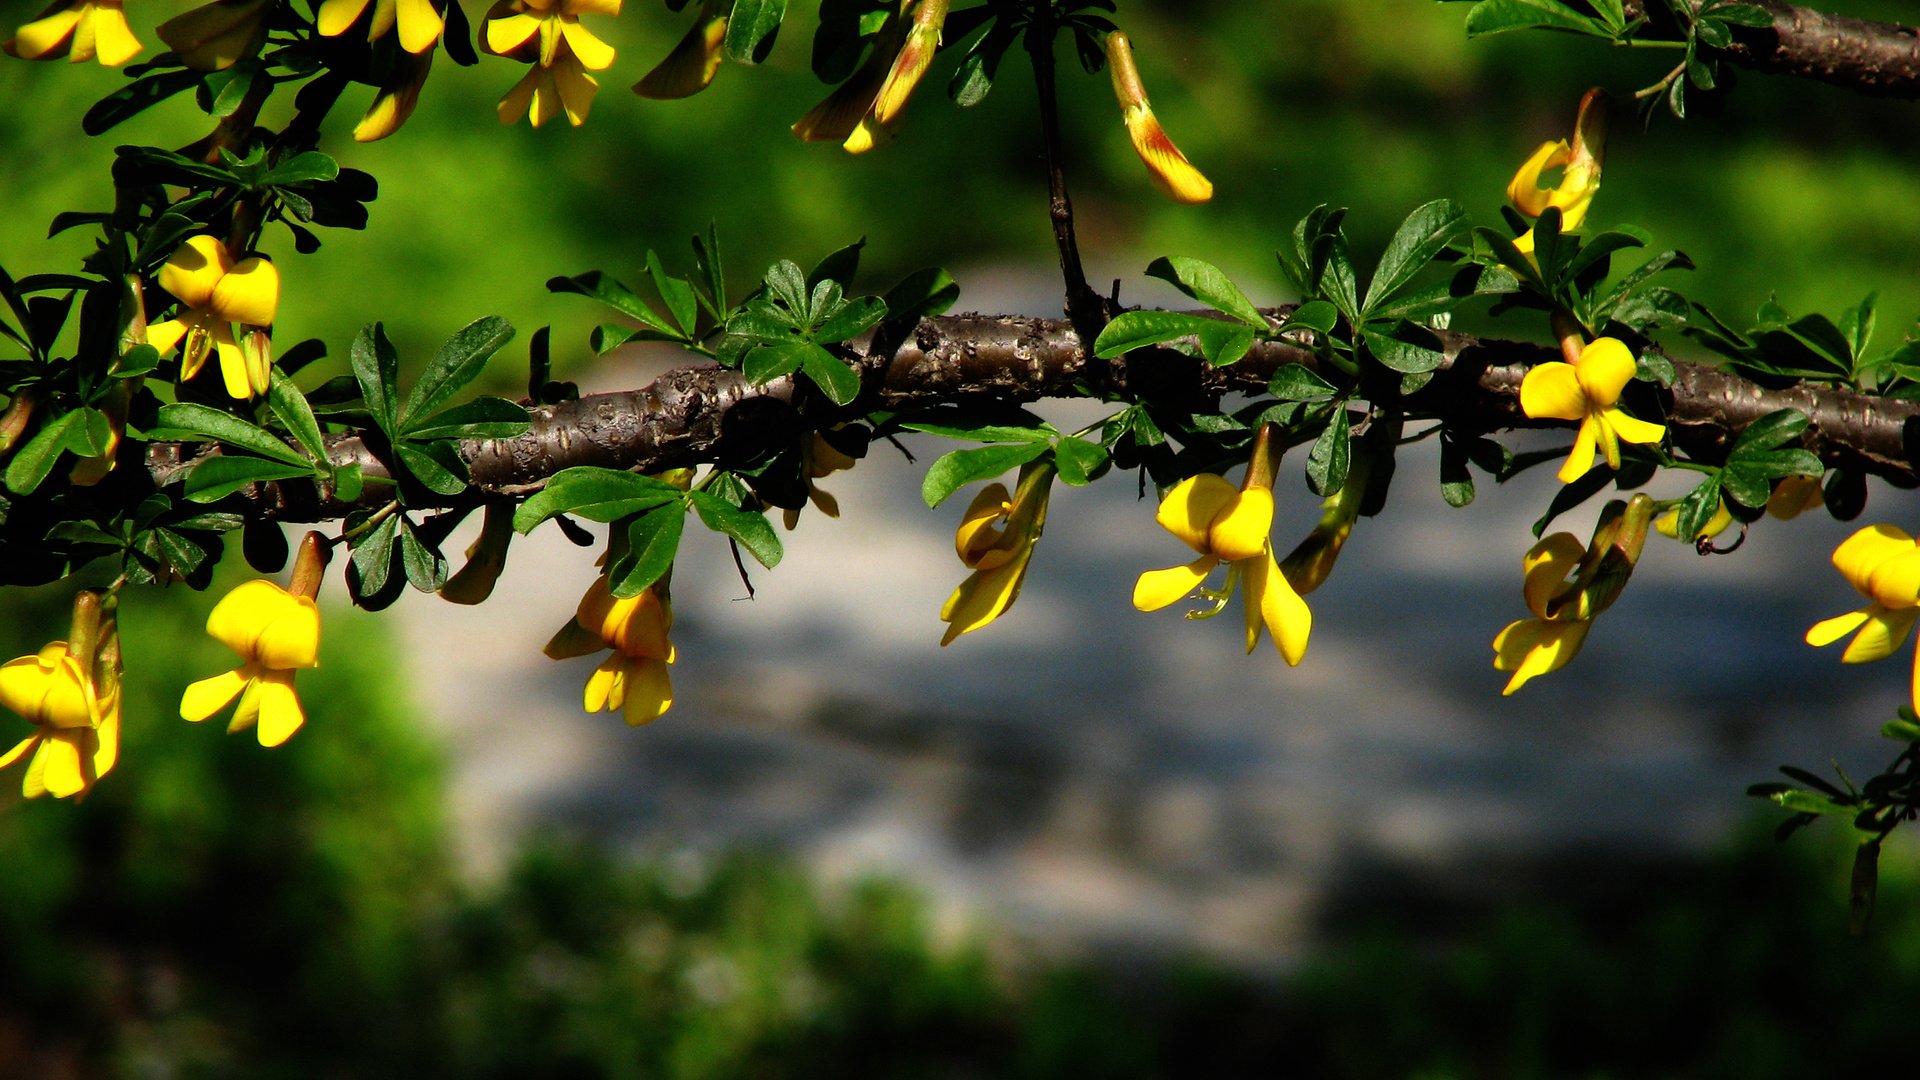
[
  {"xmin": 940, "ymin": 462, "xmax": 1053, "ymax": 645},
  {"xmin": 1133, "ymin": 469, "xmax": 1311, "ymax": 664},
  {"xmin": 1106, "ymin": 30, "xmax": 1212, "ymax": 204},
  {"xmin": 1654, "ymin": 498, "xmax": 1734, "ymax": 542},
  {"xmin": 1519, "ymin": 336, "xmax": 1665, "ymax": 483},
  {"xmin": 156, "ymin": 0, "xmax": 272, "ymax": 72},
  {"xmin": 1767, "ymin": 473, "xmax": 1824, "ymax": 520},
  {"xmin": 634, "ymin": 0, "xmax": 728, "ymax": 100},
  {"xmin": 3, "ymin": 0, "xmax": 142, "ymax": 66},
  {"xmin": 483, "ymin": 0, "xmax": 620, "ymax": 127},
  {"xmin": 1806, "ymin": 524, "xmax": 1920, "ymax": 714},
  {"xmin": 1507, "ymin": 88, "xmax": 1606, "ymax": 256},
  {"xmin": 782, "ymin": 430, "xmax": 859, "ymax": 530},
  {"xmin": 0, "ymin": 592, "xmax": 121, "ymax": 800},
  {"xmin": 353, "ymin": 43, "xmax": 434, "ymax": 142},
  {"xmin": 316, "ymin": 0, "xmax": 444, "ymax": 54},
  {"xmin": 180, "ymin": 579, "xmax": 321, "ymax": 746},
  {"xmin": 1493, "ymin": 494, "xmax": 1650, "ymax": 694},
  {"xmin": 146, "ymin": 235, "xmax": 281, "ymax": 400},
  {"xmin": 793, "ymin": 0, "xmax": 946, "ymax": 154},
  {"xmin": 544, "ymin": 574, "xmax": 676, "ymax": 724}
]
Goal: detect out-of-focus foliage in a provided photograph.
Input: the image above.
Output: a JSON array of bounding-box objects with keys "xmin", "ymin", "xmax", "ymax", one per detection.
[{"xmin": 3, "ymin": 571, "xmax": 1920, "ymax": 1077}]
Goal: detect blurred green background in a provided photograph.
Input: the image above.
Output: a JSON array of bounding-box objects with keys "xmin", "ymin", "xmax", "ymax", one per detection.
[{"xmin": 7, "ymin": 1, "xmax": 1920, "ymax": 1076}]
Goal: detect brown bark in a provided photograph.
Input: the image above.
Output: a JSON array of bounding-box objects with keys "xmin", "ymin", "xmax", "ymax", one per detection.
[
  {"xmin": 1626, "ymin": 1, "xmax": 1920, "ymax": 97},
  {"xmin": 143, "ymin": 309, "xmax": 1920, "ymax": 522}
]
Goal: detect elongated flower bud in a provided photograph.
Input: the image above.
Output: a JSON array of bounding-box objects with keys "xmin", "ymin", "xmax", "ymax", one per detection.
[
  {"xmin": 634, "ymin": 0, "xmax": 728, "ymax": 100},
  {"xmin": 1106, "ymin": 30, "xmax": 1212, "ymax": 204}
]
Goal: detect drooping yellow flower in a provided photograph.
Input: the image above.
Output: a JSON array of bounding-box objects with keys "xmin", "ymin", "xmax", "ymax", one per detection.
[
  {"xmin": 1807, "ymin": 524, "xmax": 1920, "ymax": 714},
  {"xmin": 940, "ymin": 461, "xmax": 1054, "ymax": 645},
  {"xmin": 353, "ymin": 43, "xmax": 434, "ymax": 141},
  {"xmin": 3, "ymin": 0, "xmax": 142, "ymax": 66},
  {"xmin": 793, "ymin": 0, "xmax": 946, "ymax": 154},
  {"xmin": 1106, "ymin": 30, "xmax": 1212, "ymax": 204},
  {"xmin": 316, "ymin": 0, "xmax": 444, "ymax": 54},
  {"xmin": 181, "ymin": 535, "xmax": 328, "ymax": 747},
  {"xmin": 634, "ymin": 0, "xmax": 728, "ymax": 100},
  {"xmin": 180, "ymin": 580, "xmax": 322, "ymax": 746},
  {"xmin": 1492, "ymin": 533, "xmax": 1592, "ymax": 695},
  {"xmin": 1767, "ymin": 473, "xmax": 1824, "ymax": 520},
  {"xmin": 483, "ymin": 0, "xmax": 620, "ymax": 127},
  {"xmin": 1133, "ymin": 429, "xmax": 1310, "ymax": 662},
  {"xmin": 0, "ymin": 592, "xmax": 120, "ymax": 800},
  {"xmin": 782, "ymin": 430, "xmax": 859, "ymax": 530},
  {"xmin": 1654, "ymin": 498, "xmax": 1734, "ymax": 543},
  {"xmin": 1519, "ymin": 336, "xmax": 1665, "ymax": 483},
  {"xmin": 156, "ymin": 0, "xmax": 271, "ymax": 72},
  {"xmin": 146, "ymin": 235, "xmax": 281, "ymax": 400},
  {"xmin": 1507, "ymin": 88, "xmax": 1607, "ymax": 256},
  {"xmin": 544, "ymin": 574, "xmax": 676, "ymax": 724}
]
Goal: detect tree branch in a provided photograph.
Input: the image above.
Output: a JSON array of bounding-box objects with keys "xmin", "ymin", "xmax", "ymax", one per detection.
[
  {"xmin": 1629, "ymin": 0, "xmax": 1920, "ymax": 97},
  {"xmin": 145, "ymin": 310, "xmax": 1920, "ymax": 522}
]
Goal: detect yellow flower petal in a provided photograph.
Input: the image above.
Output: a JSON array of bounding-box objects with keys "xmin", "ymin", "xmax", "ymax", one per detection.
[
  {"xmin": 620, "ymin": 658, "xmax": 673, "ymax": 725},
  {"xmin": 1521, "ymin": 532, "xmax": 1585, "ymax": 618},
  {"xmin": 1121, "ymin": 104, "xmax": 1213, "ymax": 205},
  {"xmin": 0, "ymin": 736, "xmax": 37, "ymax": 771},
  {"xmin": 1833, "ymin": 524, "xmax": 1917, "ymax": 597},
  {"xmin": 1602, "ymin": 406, "xmax": 1665, "ymax": 447},
  {"xmin": 633, "ymin": 4, "xmax": 727, "ymax": 99},
  {"xmin": 955, "ymin": 483, "xmax": 1012, "ymax": 566},
  {"xmin": 584, "ymin": 654, "xmax": 623, "ymax": 712},
  {"xmin": 32, "ymin": 731, "xmax": 86, "ymax": 798},
  {"xmin": 1132, "ymin": 555, "xmax": 1217, "ymax": 612},
  {"xmin": 158, "ymin": 235, "xmax": 230, "ymax": 309},
  {"xmin": 871, "ymin": 24, "xmax": 938, "ymax": 126},
  {"xmin": 1841, "ymin": 607, "xmax": 1919, "ymax": 664},
  {"xmin": 205, "ymin": 580, "xmax": 319, "ymax": 669},
  {"xmin": 89, "ymin": 3, "xmax": 143, "ymax": 66},
  {"xmin": 1574, "ymin": 337, "xmax": 1637, "ymax": 407},
  {"xmin": 939, "ymin": 546, "xmax": 1035, "ymax": 645},
  {"xmin": 485, "ymin": 11, "xmax": 541, "ymax": 55},
  {"xmin": 253, "ymin": 670, "xmax": 305, "ymax": 746},
  {"xmin": 1155, "ymin": 473, "xmax": 1240, "ymax": 554},
  {"xmin": 5, "ymin": 7, "xmax": 82, "ymax": 60},
  {"xmin": 1493, "ymin": 617, "xmax": 1591, "ymax": 694},
  {"xmin": 550, "ymin": 55, "xmax": 599, "ymax": 126},
  {"xmin": 1519, "ymin": 362, "xmax": 1585, "ymax": 422},
  {"xmin": 211, "ymin": 256, "xmax": 279, "ymax": 327},
  {"xmin": 1209, "ymin": 487, "xmax": 1273, "ymax": 563},
  {"xmin": 181, "ymin": 668, "xmax": 248, "ymax": 722},
  {"xmin": 1243, "ymin": 551, "xmax": 1310, "ymax": 664},
  {"xmin": 1557, "ymin": 417, "xmax": 1600, "ymax": 483},
  {"xmin": 395, "ymin": 0, "xmax": 444, "ymax": 53},
  {"xmin": 1866, "ymin": 548, "xmax": 1920, "ymax": 610},
  {"xmin": 560, "ymin": 18, "xmax": 615, "ymax": 71},
  {"xmin": 1807, "ymin": 609, "xmax": 1871, "ymax": 649},
  {"xmin": 1506, "ymin": 140, "xmax": 1569, "ymax": 217},
  {"xmin": 316, "ymin": 0, "xmax": 371, "ymax": 37}
]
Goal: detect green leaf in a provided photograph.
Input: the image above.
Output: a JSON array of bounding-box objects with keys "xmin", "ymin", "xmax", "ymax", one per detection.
[
  {"xmin": 814, "ymin": 296, "xmax": 887, "ymax": 343},
  {"xmin": 921, "ymin": 442, "xmax": 1050, "ymax": 507},
  {"xmin": 512, "ymin": 467, "xmax": 682, "ymax": 532},
  {"xmin": 1728, "ymin": 408, "xmax": 1808, "ymax": 457},
  {"xmin": 1053, "ymin": 437, "xmax": 1108, "ymax": 486},
  {"xmin": 1711, "ymin": 3, "xmax": 1774, "ymax": 28},
  {"xmin": 611, "ymin": 506, "xmax": 686, "ymax": 597},
  {"xmin": 1316, "ymin": 230, "xmax": 1362, "ymax": 325},
  {"xmin": 268, "ymin": 368, "xmax": 328, "ymax": 464},
  {"xmin": 350, "ymin": 513, "xmax": 401, "ymax": 598},
  {"xmin": 183, "ymin": 456, "xmax": 315, "ymax": 503},
  {"xmin": 396, "ymin": 441, "xmax": 468, "ymax": 497},
  {"xmin": 403, "ymin": 397, "xmax": 530, "ymax": 441},
  {"xmin": 1720, "ymin": 462, "xmax": 1771, "ymax": 510},
  {"xmin": 646, "ymin": 250, "xmax": 699, "ymax": 337},
  {"xmin": 3, "ymin": 410, "xmax": 83, "ymax": 495},
  {"xmin": 260, "ymin": 150, "xmax": 339, "ymax": 187},
  {"xmin": 400, "ymin": 315, "xmax": 515, "ymax": 431},
  {"xmin": 1268, "ymin": 363, "xmax": 1336, "ymax": 401},
  {"xmin": 808, "ymin": 237, "xmax": 866, "ymax": 289},
  {"xmin": 156, "ymin": 403, "xmax": 309, "ymax": 467},
  {"xmin": 350, "ymin": 322, "xmax": 401, "ymax": 435},
  {"xmin": 83, "ymin": 69, "xmax": 201, "ymax": 135},
  {"xmin": 1306, "ymin": 406, "xmax": 1351, "ymax": 497},
  {"xmin": 547, "ymin": 271, "xmax": 678, "ymax": 337},
  {"xmin": 1144, "ymin": 256, "xmax": 1267, "ymax": 330},
  {"xmin": 114, "ymin": 343, "xmax": 161, "ymax": 378},
  {"xmin": 764, "ymin": 259, "xmax": 809, "ymax": 314},
  {"xmin": 880, "ymin": 267, "xmax": 960, "ymax": 328},
  {"xmin": 1362, "ymin": 324, "xmax": 1446, "ymax": 374},
  {"xmin": 1675, "ymin": 474, "xmax": 1724, "ymax": 541},
  {"xmin": 399, "ymin": 518, "xmax": 448, "ymax": 591},
  {"xmin": 1362, "ymin": 199, "xmax": 1469, "ymax": 315},
  {"xmin": 1439, "ymin": 430, "xmax": 1475, "ymax": 507},
  {"xmin": 689, "ymin": 490, "xmax": 783, "ymax": 568},
  {"xmin": 333, "ymin": 462, "xmax": 364, "ymax": 504},
  {"xmin": 724, "ymin": 0, "xmax": 788, "ymax": 64},
  {"xmin": 1279, "ymin": 300, "xmax": 1340, "ymax": 336},
  {"xmin": 1462, "ymin": 0, "xmax": 1600, "ymax": 37},
  {"xmin": 900, "ymin": 418, "xmax": 1052, "ymax": 443},
  {"xmin": 1531, "ymin": 465, "xmax": 1614, "ymax": 537},
  {"xmin": 1093, "ymin": 310, "xmax": 1254, "ymax": 365},
  {"xmin": 800, "ymin": 344, "xmax": 862, "ymax": 405},
  {"xmin": 743, "ymin": 341, "xmax": 808, "ymax": 385}
]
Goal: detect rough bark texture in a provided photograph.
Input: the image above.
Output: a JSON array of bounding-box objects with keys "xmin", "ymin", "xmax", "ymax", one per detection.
[
  {"xmin": 144, "ymin": 309, "xmax": 1920, "ymax": 522},
  {"xmin": 1625, "ymin": 0, "xmax": 1920, "ymax": 97}
]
